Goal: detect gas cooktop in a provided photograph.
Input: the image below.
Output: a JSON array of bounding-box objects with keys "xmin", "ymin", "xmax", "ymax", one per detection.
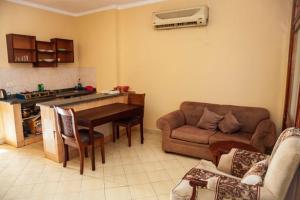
[{"xmin": 16, "ymin": 90, "xmax": 56, "ymax": 100}]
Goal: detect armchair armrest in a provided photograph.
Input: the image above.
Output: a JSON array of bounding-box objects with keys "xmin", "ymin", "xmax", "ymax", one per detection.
[
  {"xmin": 156, "ymin": 110, "xmax": 185, "ymax": 135},
  {"xmin": 251, "ymin": 119, "xmax": 276, "ymax": 153}
]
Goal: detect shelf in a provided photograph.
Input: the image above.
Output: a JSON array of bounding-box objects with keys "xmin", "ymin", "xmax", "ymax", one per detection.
[
  {"xmin": 51, "ymin": 38, "xmax": 74, "ymax": 63},
  {"xmin": 24, "ymin": 134, "xmax": 43, "ymax": 146},
  {"xmin": 6, "ymin": 34, "xmax": 36, "ymax": 63}
]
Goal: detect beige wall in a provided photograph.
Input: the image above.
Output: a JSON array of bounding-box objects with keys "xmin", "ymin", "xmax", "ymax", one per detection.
[
  {"xmin": 76, "ymin": 10, "xmax": 119, "ymax": 91},
  {"xmin": 0, "ymin": 1, "xmax": 78, "ymax": 68},
  {"xmin": 0, "ymin": 0, "xmax": 293, "ymax": 132},
  {"xmin": 77, "ymin": 0, "xmax": 292, "ymax": 131}
]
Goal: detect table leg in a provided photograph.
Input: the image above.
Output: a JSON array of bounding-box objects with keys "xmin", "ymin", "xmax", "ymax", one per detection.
[
  {"xmin": 101, "ymin": 137, "xmax": 105, "ymax": 164},
  {"xmin": 140, "ymin": 121, "xmax": 144, "ymax": 144},
  {"xmin": 112, "ymin": 122, "xmax": 116, "ymax": 143}
]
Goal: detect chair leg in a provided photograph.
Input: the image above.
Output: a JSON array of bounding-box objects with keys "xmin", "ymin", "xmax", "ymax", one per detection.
[
  {"xmin": 127, "ymin": 126, "xmax": 132, "ymax": 147},
  {"xmin": 140, "ymin": 121, "xmax": 144, "ymax": 144},
  {"xmin": 84, "ymin": 147, "xmax": 88, "ymax": 158},
  {"xmin": 63, "ymin": 144, "xmax": 68, "ymax": 168},
  {"xmin": 112, "ymin": 123, "xmax": 116, "ymax": 143},
  {"xmin": 101, "ymin": 139, "xmax": 105, "ymax": 164},
  {"xmin": 116, "ymin": 125, "xmax": 120, "ymax": 139},
  {"xmin": 91, "ymin": 144, "xmax": 96, "ymax": 171},
  {"xmin": 79, "ymin": 148, "xmax": 84, "ymax": 175}
]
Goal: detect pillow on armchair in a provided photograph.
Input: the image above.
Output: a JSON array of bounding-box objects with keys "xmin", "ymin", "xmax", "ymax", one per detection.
[{"xmin": 241, "ymin": 159, "xmax": 268, "ymax": 186}]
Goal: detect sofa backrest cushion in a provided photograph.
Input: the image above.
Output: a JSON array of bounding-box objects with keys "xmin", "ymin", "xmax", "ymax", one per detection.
[{"xmin": 180, "ymin": 102, "xmax": 270, "ymax": 133}]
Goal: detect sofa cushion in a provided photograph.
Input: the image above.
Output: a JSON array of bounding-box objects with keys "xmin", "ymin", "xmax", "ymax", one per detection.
[
  {"xmin": 218, "ymin": 111, "xmax": 241, "ymax": 133},
  {"xmin": 209, "ymin": 132, "xmax": 252, "ymax": 144},
  {"xmin": 171, "ymin": 125, "xmax": 216, "ymax": 144},
  {"xmin": 197, "ymin": 108, "xmax": 224, "ymax": 131},
  {"xmin": 180, "ymin": 102, "xmax": 270, "ymax": 133}
]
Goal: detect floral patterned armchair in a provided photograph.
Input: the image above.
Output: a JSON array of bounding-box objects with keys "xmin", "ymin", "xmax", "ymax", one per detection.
[{"xmin": 172, "ymin": 128, "xmax": 300, "ymax": 200}]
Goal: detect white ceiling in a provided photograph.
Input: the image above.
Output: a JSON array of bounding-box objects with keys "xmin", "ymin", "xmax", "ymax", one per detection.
[{"xmin": 7, "ymin": 0, "xmax": 165, "ymax": 16}]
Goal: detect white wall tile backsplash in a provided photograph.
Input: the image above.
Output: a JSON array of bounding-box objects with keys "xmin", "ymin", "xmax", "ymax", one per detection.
[{"xmin": 0, "ymin": 66, "xmax": 96, "ymax": 94}]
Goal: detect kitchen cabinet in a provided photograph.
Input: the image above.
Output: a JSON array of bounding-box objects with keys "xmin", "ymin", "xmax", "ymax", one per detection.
[
  {"xmin": 6, "ymin": 34, "xmax": 74, "ymax": 67},
  {"xmin": 6, "ymin": 34, "xmax": 36, "ymax": 63},
  {"xmin": 34, "ymin": 41, "xmax": 57, "ymax": 67},
  {"xmin": 51, "ymin": 38, "xmax": 74, "ymax": 63}
]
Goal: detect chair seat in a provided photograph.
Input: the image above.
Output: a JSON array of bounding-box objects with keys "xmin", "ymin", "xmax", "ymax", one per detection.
[{"xmin": 79, "ymin": 129, "xmax": 104, "ymax": 143}]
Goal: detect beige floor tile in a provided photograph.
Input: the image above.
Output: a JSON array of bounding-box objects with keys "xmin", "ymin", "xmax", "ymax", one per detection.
[
  {"xmin": 160, "ymin": 159, "xmax": 182, "ymax": 169},
  {"xmin": 157, "ymin": 194, "xmax": 171, "ymax": 200},
  {"xmin": 121, "ymin": 156, "xmax": 141, "ymax": 165},
  {"xmin": 3, "ymin": 185, "xmax": 34, "ymax": 200},
  {"xmin": 147, "ymin": 169, "xmax": 171, "ymax": 182},
  {"xmin": 151, "ymin": 180, "xmax": 175, "ymax": 195},
  {"xmin": 126, "ymin": 172, "xmax": 149, "ymax": 185},
  {"xmin": 123, "ymin": 163, "xmax": 145, "ymax": 174},
  {"xmin": 0, "ymin": 132, "xmax": 186, "ymax": 200},
  {"xmin": 81, "ymin": 178, "xmax": 104, "ymax": 190},
  {"xmin": 104, "ymin": 165, "xmax": 124, "ymax": 176},
  {"xmin": 134, "ymin": 197, "xmax": 158, "ymax": 200},
  {"xmin": 105, "ymin": 175, "xmax": 128, "ymax": 188},
  {"xmin": 53, "ymin": 193, "xmax": 81, "ymax": 200},
  {"xmin": 142, "ymin": 161, "xmax": 164, "ymax": 172},
  {"xmin": 166, "ymin": 166, "xmax": 186, "ymax": 180},
  {"xmin": 80, "ymin": 190, "xmax": 105, "ymax": 200},
  {"xmin": 56, "ymin": 180, "xmax": 82, "ymax": 193},
  {"xmin": 105, "ymin": 186, "xmax": 132, "ymax": 200},
  {"xmin": 129, "ymin": 183, "xmax": 156, "ymax": 199}
]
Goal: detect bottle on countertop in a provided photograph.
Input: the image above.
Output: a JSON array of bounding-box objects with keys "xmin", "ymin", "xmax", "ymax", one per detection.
[{"xmin": 77, "ymin": 78, "xmax": 83, "ymax": 90}]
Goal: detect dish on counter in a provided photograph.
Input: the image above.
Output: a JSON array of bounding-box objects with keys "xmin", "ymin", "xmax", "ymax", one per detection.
[{"xmin": 43, "ymin": 59, "xmax": 55, "ymax": 62}]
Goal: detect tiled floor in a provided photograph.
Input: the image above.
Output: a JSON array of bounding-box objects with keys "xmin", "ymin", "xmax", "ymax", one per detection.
[{"xmin": 0, "ymin": 131, "xmax": 200, "ymax": 200}]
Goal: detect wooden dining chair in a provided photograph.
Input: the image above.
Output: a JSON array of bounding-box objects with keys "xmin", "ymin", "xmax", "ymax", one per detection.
[
  {"xmin": 54, "ymin": 106, "xmax": 105, "ymax": 175},
  {"xmin": 112, "ymin": 93, "xmax": 146, "ymax": 147}
]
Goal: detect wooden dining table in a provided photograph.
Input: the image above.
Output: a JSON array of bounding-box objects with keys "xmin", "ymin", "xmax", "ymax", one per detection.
[{"xmin": 76, "ymin": 103, "xmax": 144, "ymax": 169}]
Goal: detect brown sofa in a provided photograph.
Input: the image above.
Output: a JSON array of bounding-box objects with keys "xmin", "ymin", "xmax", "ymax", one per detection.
[{"xmin": 157, "ymin": 102, "xmax": 276, "ymax": 161}]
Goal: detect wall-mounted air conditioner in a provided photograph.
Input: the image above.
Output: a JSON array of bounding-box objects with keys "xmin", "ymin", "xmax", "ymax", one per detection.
[{"xmin": 153, "ymin": 6, "xmax": 209, "ymax": 30}]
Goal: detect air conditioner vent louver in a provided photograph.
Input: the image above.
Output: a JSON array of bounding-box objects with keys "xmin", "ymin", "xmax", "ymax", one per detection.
[{"xmin": 153, "ymin": 6, "xmax": 209, "ymax": 30}]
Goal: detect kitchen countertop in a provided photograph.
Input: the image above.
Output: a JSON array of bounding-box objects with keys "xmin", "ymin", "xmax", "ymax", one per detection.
[
  {"xmin": 37, "ymin": 93, "xmax": 123, "ymax": 107},
  {"xmin": 0, "ymin": 89, "xmax": 94, "ymax": 105}
]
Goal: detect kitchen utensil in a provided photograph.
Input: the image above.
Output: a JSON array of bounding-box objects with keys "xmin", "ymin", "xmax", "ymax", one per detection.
[
  {"xmin": 0, "ymin": 89, "xmax": 7, "ymax": 100},
  {"xmin": 114, "ymin": 86, "xmax": 130, "ymax": 93}
]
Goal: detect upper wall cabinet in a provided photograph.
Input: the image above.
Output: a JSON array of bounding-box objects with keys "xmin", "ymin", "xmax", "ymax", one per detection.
[
  {"xmin": 51, "ymin": 38, "xmax": 74, "ymax": 63},
  {"xmin": 6, "ymin": 34, "xmax": 37, "ymax": 63},
  {"xmin": 6, "ymin": 34, "xmax": 74, "ymax": 67}
]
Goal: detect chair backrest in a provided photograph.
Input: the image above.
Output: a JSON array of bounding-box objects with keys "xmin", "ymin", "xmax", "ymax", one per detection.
[
  {"xmin": 128, "ymin": 93, "xmax": 145, "ymax": 106},
  {"xmin": 264, "ymin": 128, "xmax": 300, "ymax": 200},
  {"xmin": 54, "ymin": 106, "xmax": 80, "ymax": 144}
]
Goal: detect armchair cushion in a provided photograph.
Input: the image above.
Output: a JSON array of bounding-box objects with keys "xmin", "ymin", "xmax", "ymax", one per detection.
[
  {"xmin": 217, "ymin": 148, "xmax": 268, "ymax": 178},
  {"xmin": 172, "ymin": 160, "xmax": 275, "ymax": 200},
  {"xmin": 171, "ymin": 125, "xmax": 215, "ymax": 144},
  {"xmin": 241, "ymin": 159, "xmax": 268, "ymax": 186}
]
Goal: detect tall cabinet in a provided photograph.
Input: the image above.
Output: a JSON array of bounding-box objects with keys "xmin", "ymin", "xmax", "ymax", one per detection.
[{"xmin": 283, "ymin": 0, "xmax": 300, "ymax": 128}]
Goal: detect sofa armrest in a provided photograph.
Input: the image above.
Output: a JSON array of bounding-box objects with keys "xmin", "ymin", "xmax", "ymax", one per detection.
[
  {"xmin": 251, "ymin": 119, "xmax": 277, "ymax": 153},
  {"xmin": 157, "ymin": 110, "xmax": 185, "ymax": 135}
]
